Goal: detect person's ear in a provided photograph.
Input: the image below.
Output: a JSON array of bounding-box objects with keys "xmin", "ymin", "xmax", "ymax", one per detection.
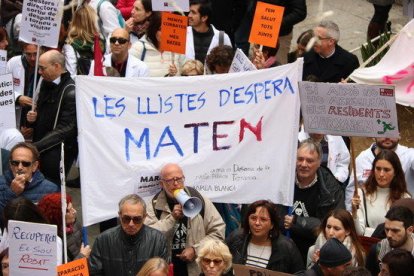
[
  {"xmin": 407, "ymin": 225, "xmax": 414, "ymax": 235},
  {"xmin": 201, "ymin": 15, "xmax": 208, "ymax": 24},
  {"xmin": 32, "ymin": 160, "xmax": 39, "ymax": 173}
]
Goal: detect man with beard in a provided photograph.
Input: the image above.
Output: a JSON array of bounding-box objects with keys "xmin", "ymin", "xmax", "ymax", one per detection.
[
  {"xmin": 345, "ymin": 137, "xmax": 414, "ymax": 210},
  {"xmin": 366, "ymin": 206, "xmax": 414, "ymax": 275},
  {"xmin": 145, "ymin": 163, "xmax": 225, "ymax": 276}
]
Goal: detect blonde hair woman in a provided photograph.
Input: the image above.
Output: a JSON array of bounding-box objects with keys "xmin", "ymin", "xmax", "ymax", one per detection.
[
  {"xmin": 62, "ymin": 4, "xmax": 104, "ymax": 76},
  {"xmin": 136, "ymin": 258, "xmax": 168, "ymax": 276},
  {"xmin": 196, "ymin": 240, "xmax": 233, "ymax": 276}
]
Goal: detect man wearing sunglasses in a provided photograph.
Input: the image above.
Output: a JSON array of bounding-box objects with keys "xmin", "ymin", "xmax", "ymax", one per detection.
[
  {"xmin": 145, "ymin": 163, "xmax": 225, "ymax": 276},
  {"xmin": 0, "ymin": 142, "xmax": 59, "ymax": 221},
  {"xmin": 89, "ymin": 194, "xmax": 167, "ymax": 276},
  {"xmin": 89, "ymin": 28, "xmax": 149, "ymax": 77}
]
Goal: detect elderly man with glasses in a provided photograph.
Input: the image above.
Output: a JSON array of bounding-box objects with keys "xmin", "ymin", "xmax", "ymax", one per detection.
[
  {"xmin": 145, "ymin": 163, "xmax": 225, "ymax": 276},
  {"xmin": 302, "ymin": 20, "xmax": 359, "ymax": 83},
  {"xmin": 0, "ymin": 142, "xmax": 59, "ymax": 226},
  {"xmin": 89, "ymin": 28, "xmax": 149, "ymax": 77},
  {"xmin": 89, "ymin": 194, "xmax": 167, "ymax": 276}
]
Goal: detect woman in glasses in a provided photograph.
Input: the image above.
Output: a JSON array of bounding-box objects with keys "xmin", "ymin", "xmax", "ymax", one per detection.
[
  {"xmin": 130, "ymin": 12, "xmax": 186, "ymax": 77},
  {"xmin": 226, "ymin": 200, "xmax": 304, "ymax": 274},
  {"xmin": 352, "ymin": 150, "xmax": 411, "ymax": 237},
  {"xmin": 37, "ymin": 193, "xmax": 91, "ymax": 261},
  {"xmin": 196, "ymin": 239, "xmax": 233, "ymax": 276}
]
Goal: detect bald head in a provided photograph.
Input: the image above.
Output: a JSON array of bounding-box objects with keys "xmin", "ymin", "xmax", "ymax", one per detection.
[
  {"xmin": 160, "ymin": 163, "xmax": 185, "ymax": 198},
  {"xmin": 110, "ymin": 28, "xmax": 131, "ymax": 62},
  {"xmin": 38, "ymin": 50, "xmax": 66, "ymax": 81},
  {"xmin": 112, "ymin": 28, "xmax": 129, "ymax": 38}
]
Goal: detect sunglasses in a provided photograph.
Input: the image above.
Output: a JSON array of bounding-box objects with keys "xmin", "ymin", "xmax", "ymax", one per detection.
[
  {"xmin": 10, "ymin": 160, "xmax": 33, "ymax": 167},
  {"xmin": 110, "ymin": 37, "xmax": 129, "ymax": 44},
  {"xmin": 121, "ymin": 215, "xmax": 143, "ymax": 224},
  {"xmin": 201, "ymin": 258, "xmax": 223, "ymax": 266}
]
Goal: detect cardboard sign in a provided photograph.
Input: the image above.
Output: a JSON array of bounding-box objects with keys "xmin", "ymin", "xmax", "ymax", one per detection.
[
  {"xmin": 233, "ymin": 264, "xmax": 293, "ymax": 276},
  {"xmin": 57, "ymin": 258, "xmax": 89, "ymax": 276},
  {"xmin": 19, "ymin": 0, "xmax": 63, "ymax": 48},
  {"xmin": 152, "ymin": 0, "xmax": 189, "ymax": 12},
  {"xmin": 9, "ymin": 220, "xmax": 58, "ymax": 276},
  {"xmin": 229, "ymin": 49, "xmax": 257, "ymax": 73},
  {"xmin": 299, "ymin": 81, "xmax": 399, "ymax": 138},
  {"xmin": 248, "ymin": 1, "xmax": 284, "ymax": 47},
  {"xmin": 0, "ymin": 74, "xmax": 16, "ymax": 131},
  {"xmin": 76, "ymin": 60, "xmax": 303, "ymax": 226},
  {"xmin": 160, "ymin": 12, "xmax": 187, "ymax": 54},
  {"xmin": 0, "ymin": 50, "xmax": 7, "ymax": 75}
]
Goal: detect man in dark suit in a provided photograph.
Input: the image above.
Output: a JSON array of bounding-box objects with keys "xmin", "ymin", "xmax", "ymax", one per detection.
[{"xmin": 303, "ymin": 20, "xmax": 359, "ymax": 83}]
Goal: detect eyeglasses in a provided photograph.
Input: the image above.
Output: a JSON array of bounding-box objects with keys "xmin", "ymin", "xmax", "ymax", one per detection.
[
  {"xmin": 121, "ymin": 215, "xmax": 144, "ymax": 224},
  {"xmin": 249, "ymin": 215, "xmax": 271, "ymax": 224},
  {"xmin": 201, "ymin": 258, "xmax": 223, "ymax": 266},
  {"xmin": 162, "ymin": 176, "xmax": 185, "ymax": 186},
  {"xmin": 38, "ymin": 65, "xmax": 49, "ymax": 71},
  {"xmin": 316, "ymin": 36, "xmax": 331, "ymax": 41},
  {"xmin": 10, "ymin": 160, "xmax": 33, "ymax": 167},
  {"xmin": 24, "ymin": 52, "xmax": 37, "ymax": 58},
  {"xmin": 110, "ymin": 37, "xmax": 129, "ymax": 44}
]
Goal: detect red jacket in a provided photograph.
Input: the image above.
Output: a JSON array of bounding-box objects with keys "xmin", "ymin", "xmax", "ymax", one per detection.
[{"xmin": 116, "ymin": 0, "xmax": 134, "ymax": 20}]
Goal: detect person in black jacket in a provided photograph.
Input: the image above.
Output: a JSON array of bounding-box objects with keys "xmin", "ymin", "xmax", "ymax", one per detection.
[
  {"xmin": 89, "ymin": 194, "xmax": 168, "ymax": 276},
  {"xmin": 283, "ymin": 139, "xmax": 345, "ymax": 262},
  {"xmin": 26, "ymin": 50, "xmax": 77, "ymax": 185},
  {"xmin": 302, "ymin": 20, "xmax": 359, "ymax": 83},
  {"xmin": 234, "ymin": 0, "xmax": 307, "ymax": 64},
  {"xmin": 226, "ymin": 200, "xmax": 304, "ymax": 274}
]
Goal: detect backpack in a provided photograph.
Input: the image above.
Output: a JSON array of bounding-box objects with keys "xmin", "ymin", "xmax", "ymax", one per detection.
[
  {"xmin": 152, "ymin": 186, "xmax": 205, "ymax": 220},
  {"xmin": 72, "ymin": 45, "xmax": 93, "ymax": 75},
  {"xmin": 97, "ymin": 0, "xmax": 125, "ymax": 36}
]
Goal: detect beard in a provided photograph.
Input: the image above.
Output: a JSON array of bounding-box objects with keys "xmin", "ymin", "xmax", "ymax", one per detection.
[
  {"xmin": 376, "ymin": 139, "xmax": 398, "ymax": 150},
  {"xmin": 387, "ymin": 234, "xmax": 408, "ymax": 248}
]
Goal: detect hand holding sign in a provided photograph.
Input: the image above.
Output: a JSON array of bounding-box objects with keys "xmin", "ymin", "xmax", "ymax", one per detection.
[{"xmin": 249, "ymin": 2, "xmax": 285, "ymax": 48}]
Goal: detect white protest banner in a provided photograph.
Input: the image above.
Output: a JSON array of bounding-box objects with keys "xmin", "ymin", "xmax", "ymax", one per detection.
[
  {"xmin": 77, "ymin": 60, "xmax": 302, "ymax": 226},
  {"xmin": 299, "ymin": 81, "xmax": 399, "ymax": 138},
  {"xmin": 152, "ymin": 0, "xmax": 189, "ymax": 12},
  {"xmin": 0, "ymin": 50, "xmax": 7, "ymax": 75},
  {"xmin": 0, "ymin": 74, "xmax": 16, "ymax": 131},
  {"xmin": 229, "ymin": 48, "xmax": 257, "ymax": 73},
  {"xmin": 350, "ymin": 19, "xmax": 414, "ymax": 107},
  {"xmin": 233, "ymin": 264, "xmax": 293, "ymax": 276},
  {"xmin": 8, "ymin": 220, "xmax": 57, "ymax": 276},
  {"xmin": 19, "ymin": 0, "xmax": 63, "ymax": 48}
]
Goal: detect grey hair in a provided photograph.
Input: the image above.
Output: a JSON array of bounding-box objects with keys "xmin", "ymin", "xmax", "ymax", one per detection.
[
  {"xmin": 298, "ymin": 138, "xmax": 323, "ymax": 161},
  {"xmin": 48, "ymin": 50, "xmax": 66, "ymax": 69},
  {"xmin": 118, "ymin": 194, "xmax": 147, "ymax": 214},
  {"xmin": 318, "ymin": 20, "xmax": 340, "ymax": 42}
]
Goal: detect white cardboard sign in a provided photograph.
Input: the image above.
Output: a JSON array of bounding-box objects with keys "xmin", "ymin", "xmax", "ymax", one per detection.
[
  {"xmin": 152, "ymin": 0, "xmax": 189, "ymax": 12},
  {"xmin": 229, "ymin": 48, "xmax": 257, "ymax": 73},
  {"xmin": 19, "ymin": 0, "xmax": 63, "ymax": 48},
  {"xmin": 0, "ymin": 74, "xmax": 16, "ymax": 131},
  {"xmin": 8, "ymin": 220, "xmax": 57, "ymax": 276},
  {"xmin": 0, "ymin": 50, "xmax": 7, "ymax": 75},
  {"xmin": 299, "ymin": 81, "xmax": 399, "ymax": 138}
]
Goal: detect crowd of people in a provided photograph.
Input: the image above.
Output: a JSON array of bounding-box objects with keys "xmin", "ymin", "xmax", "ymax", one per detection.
[{"xmin": 0, "ymin": 0, "xmax": 413, "ymax": 276}]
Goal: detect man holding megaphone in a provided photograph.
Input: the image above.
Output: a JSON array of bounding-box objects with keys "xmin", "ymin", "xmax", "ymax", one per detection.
[{"xmin": 145, "ymin": 163, "xmax": 225, "ymax": 276}]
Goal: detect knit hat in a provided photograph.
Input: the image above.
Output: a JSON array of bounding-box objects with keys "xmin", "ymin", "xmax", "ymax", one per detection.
[{"xmin": 319, "ymin": 238, "xmax": 352, "ymax": 268}]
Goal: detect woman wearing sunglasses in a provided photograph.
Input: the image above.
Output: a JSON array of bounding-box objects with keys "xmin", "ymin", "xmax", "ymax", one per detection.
[
  {"xmin": 196, "ymin": 239, "xmax": 233, "ymax": 276},
  {"xmin": 226, "ymin": 200, "xmax": 304, "ymax": 274},
  {"xmin": 37, "ymin": 193, "xmax": 91, "ymax": 261}
]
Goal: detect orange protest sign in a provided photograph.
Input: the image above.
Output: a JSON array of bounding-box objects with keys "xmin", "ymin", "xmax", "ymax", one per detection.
[
  {"xmin": 248, "ymin": 1, "xmax": 285, "ymax": 48},
  {"xmin": 160, "ymin": 12, "xmax": 187, "ymax": 54},
  {"xmin": 57, "ymin": 257, "xmax": 89, "ymax": 276}
]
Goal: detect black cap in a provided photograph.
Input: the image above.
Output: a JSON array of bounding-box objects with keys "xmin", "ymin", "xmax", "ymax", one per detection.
[{"xmin": 319, "ymin": 238, "xmax": 352, "ymax": 267}]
